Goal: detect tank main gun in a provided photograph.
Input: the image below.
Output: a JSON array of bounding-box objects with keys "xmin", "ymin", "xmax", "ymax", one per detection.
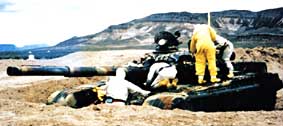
[{"xmin": 7, "ymin": 65, "xmax": 117, "ymax": 77}]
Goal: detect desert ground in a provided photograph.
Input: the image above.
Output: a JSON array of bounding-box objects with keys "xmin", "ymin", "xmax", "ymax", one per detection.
[{"xmin": 0, "ymin": 47, "xmax": 282, "ymax": 126}]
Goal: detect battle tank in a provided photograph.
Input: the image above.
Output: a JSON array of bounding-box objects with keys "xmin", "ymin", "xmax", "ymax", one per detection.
[{"xmin": 6, "ymin": 31, "xmax": 283, "ymax": 111}]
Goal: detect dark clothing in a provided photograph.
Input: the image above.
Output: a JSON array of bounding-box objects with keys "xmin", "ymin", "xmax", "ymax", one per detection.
[{"xmin": 154, "ymin": 31, "xmax": 181, "ymax": 52}]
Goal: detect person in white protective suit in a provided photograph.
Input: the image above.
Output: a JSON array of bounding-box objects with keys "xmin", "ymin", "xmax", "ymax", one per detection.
[
  {"xmin": 105, "ymin": 68, "xmax": 150, "ymax": 105},
  {"xmin": 215, "ymin": 35, "xmax": 234, "ymax": 78},
  {"xmin": 145, "ymin": 62, "xmax": 178, "ymax": 89}
]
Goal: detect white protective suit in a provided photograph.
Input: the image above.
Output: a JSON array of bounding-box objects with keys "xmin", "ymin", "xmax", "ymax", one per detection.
[
  {"xmin": 106, "ymin": 68, "xmax": 150, "ymax": 105},
  {"xmin": 145, "ymin": 62, "xmax": 178, "ymax": 89},
  {"xmin": 215, "ymin": 35, "xmax": 234, "ymax": 73}
]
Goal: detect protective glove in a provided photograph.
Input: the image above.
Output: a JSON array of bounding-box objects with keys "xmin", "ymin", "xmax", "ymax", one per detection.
[{"xmin": 142, "ymin": 90, "xmax": 151, "ymax": 97}]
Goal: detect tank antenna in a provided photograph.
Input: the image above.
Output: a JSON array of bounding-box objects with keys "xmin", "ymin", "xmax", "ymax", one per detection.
[{"xmin": 208, "ymin": 11, "xmax": 211, "ymax": 26}]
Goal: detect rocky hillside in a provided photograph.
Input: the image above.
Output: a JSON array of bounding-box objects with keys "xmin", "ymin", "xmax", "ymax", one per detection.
[
  {"xmin": 0, "ymin": 44, "xmax": 17, "ymax": 52},
  {"xmin": 2, "ymin": 7, "xmax": 282, "ymax": 59},
  {"xmin": 56, "ymin": 7, "xmax": 283, "ymax": 49}
]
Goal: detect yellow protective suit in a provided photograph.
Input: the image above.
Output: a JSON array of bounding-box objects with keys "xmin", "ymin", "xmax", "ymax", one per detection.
[{"xmin": 190, "ymin": 25, "xmax": 217, "ymax": 77}]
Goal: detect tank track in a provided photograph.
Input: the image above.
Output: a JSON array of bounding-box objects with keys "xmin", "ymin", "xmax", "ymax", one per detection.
[{"xmin": 143, "ymin": 73, "xmax": 283, "ymax": 111}]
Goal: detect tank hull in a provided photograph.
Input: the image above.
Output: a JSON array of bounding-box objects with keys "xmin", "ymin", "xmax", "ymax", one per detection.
[
  {"xmin": 143, "ymin": 73, "xmax": 282, "ymax": 111},
  {"xmin": 7, "ymin": 62, "xmax": 283, "ymax": 111}
]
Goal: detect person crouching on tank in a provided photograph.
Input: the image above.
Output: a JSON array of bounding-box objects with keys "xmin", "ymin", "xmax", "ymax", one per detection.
[
  {"xmin": 105, "ymin": 68, "xmax": 151, "ymax": 106},
  {"xmin": 215, "ymin": 35, "xmax": 235, "ymax": 78},
  {"xmin": 145, "ymin": 62, "xmax": 178, "ymax": 91},
  {"xmin": 189, "ymin": 24, "xmax": 221, "ymax": 84}
]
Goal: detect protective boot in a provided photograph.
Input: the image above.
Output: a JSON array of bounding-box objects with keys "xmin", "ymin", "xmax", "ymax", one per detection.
[
  {"xmin": 198, "ymin": 76, "xmax": 207, "ymax": 84},
  {"xmin": 227, "ymin": 71, "xmax": 234, "ymax": 78},
  {"xmin": 210, "ymin": 76, "xmax": 221, "ymax": 83},
  {"xmin": 170, "ymin": 79, "xmax": 178, "ymax": 87},
  {"xmin": 167, "ymin": 79, "xmax": 178, "ymax": 88},
  {"xmin": 159, "ymin": 79, "xmax": 170, "ymax": 87},
  {"xmin": 93, "ymin": 86, "xmax": 106, "ymax": 102}
]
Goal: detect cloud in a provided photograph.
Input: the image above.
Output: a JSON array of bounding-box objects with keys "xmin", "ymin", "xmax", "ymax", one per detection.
[
  {"xmin": 0, "ymin": 0, "xmax": 282, "ymax": 47},
  {"xmin": 0, "ymin": 1, "xmax": 14, "ymax": 12}
]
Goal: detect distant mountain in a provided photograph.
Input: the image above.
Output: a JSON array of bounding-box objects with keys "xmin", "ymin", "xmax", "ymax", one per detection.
[
  {"xmin": 0, "ymin": 44, "xmax": 49, "ymax": 52},
  {"xmin": 0, "ymin": 44, "xmax": 50, "ymax": 59},
  {"xmin": 0, "ymin": 44, "xmax": 17, "ymax": 52},
  {"xmin": 56, "ymin": 7, "xmax": 283, "ymax": 49},
  {"xmin": 19, "ymin": 44, "xmax": 49, "ymax": 50},
  {"xmin": 1, "ymin": 7, "xmax": 283, "ymax": 59}
]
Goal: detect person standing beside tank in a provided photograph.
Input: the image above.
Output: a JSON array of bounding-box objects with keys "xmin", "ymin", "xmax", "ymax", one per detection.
[
  {"xmin": 215, "ymin": 35, "xmax": 234, "ymax": 78},
  {"xmin": 189, "ymin": 24, "xmax": 220, "ymax": 84}
]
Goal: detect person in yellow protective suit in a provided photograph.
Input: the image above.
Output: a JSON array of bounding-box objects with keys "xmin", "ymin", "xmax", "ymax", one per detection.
[{"xmin": 190, "ymin": 24, "xmax": 221, "ymax": 84}]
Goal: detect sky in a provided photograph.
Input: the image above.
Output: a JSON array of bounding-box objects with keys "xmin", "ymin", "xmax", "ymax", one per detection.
[{"xmin": 0, "ymin": 0, "xmax": 282, "ymax": 47}]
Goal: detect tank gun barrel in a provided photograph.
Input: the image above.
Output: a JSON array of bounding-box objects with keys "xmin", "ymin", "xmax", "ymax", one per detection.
[{"xmin": 7, "ymin": 65, "xmax": 117, "ymax": 77}]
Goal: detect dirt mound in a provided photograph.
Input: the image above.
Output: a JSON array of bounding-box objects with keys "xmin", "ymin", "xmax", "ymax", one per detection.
[
  {"xmin": 235, "ymin": 47, "xmax": 283, "ymax": 80},
  {"xmin": 0, "ymin": 48, "xmax": 282, "ymax": 126}
]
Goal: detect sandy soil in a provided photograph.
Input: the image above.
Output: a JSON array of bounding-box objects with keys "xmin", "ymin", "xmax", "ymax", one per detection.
[{"xmin": 0, "ymin": 48, "xmax": 282, "ymax": 126}]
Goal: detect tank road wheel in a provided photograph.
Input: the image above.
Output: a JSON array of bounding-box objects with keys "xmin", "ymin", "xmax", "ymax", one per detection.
[
  {"xmin": 254, "ymin": 73, "xmax": 283, "ymax": 110},
  {"xmin": 233, "ymin": 62, "xmax": 267, "ymax": 75}
]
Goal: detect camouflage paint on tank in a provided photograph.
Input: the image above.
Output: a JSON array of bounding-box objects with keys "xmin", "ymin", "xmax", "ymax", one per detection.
[
  {"xmin": 143, "ymin": 92, "xmax": 187, "ymax": 109},
  {"xmin": 7, "ymin": 65, "xmax": 117, "ymax": 77}
]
